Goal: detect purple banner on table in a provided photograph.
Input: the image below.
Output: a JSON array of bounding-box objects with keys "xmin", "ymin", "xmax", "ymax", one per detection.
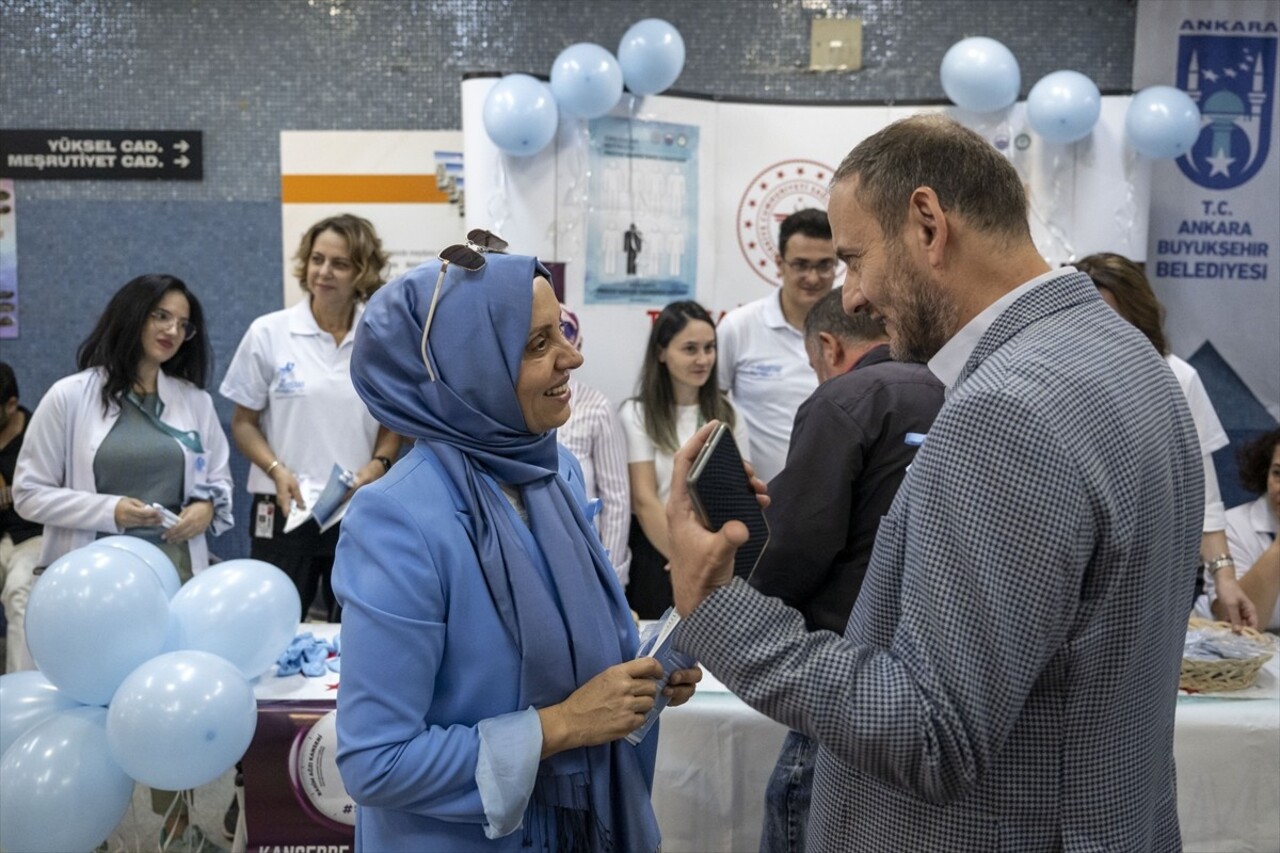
[{"xmin": 242, "ymin": 700, "xmax": 355, "ymax": 851}]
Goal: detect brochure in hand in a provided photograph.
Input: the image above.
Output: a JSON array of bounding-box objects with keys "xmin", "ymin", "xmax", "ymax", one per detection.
[
  {"xmin": 283, "ymin": 464, "xmax": 355, "ymax": 534},
  {"xmin": 626, "ymin": 607, "xmax": 697, "ymax": 745}
]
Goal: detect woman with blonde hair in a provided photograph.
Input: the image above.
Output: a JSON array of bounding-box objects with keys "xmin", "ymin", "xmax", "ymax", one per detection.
[{"xmin": 220, "ymin": 213, "xmax": 401, "ymax": 621}]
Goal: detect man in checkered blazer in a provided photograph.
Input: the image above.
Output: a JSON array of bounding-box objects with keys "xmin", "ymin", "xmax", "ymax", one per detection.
[{"xmin": 669, "ymin": 115, "xmax": 1202, "ymax": 851}]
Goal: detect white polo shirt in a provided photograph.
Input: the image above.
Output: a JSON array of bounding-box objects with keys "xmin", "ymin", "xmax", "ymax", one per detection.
[
  {"xmin": 220, "ymin": 299, "xmax": 380, "ymax": 494},
  {"xmin": 1166, "ymin": 353, "xmax": 1229, "ymax": 532},
  {"xmin": 619, "ymin": 399, "xmax": 751, "ymax": 505},
  {"xmin": 716, "ymin": 290, "xmax": 817, "ymax": 483}
]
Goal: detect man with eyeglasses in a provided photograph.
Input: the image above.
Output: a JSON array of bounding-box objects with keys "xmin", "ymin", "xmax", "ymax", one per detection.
[{"xmin": 716, "ymin": 208, "xmax": 839, "ymax": 483}]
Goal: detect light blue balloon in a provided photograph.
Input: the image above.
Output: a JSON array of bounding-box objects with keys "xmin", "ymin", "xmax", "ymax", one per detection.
[
  {"xmin": 482, "ymin": 73, "xmax": 559, "ymax": 157},
  {"xmin": 167, "ymin": 559, "xmax": 301, "ymax": 678},
  {"xmin": 106, "ymin": 650, "xmax": 257, "ymax": 790},
  {"xmin": 1027, "ymin": 70, "xmax": 1102, "ymax": 144},
  {"xmin": 0, "ymin": 670, "xmax": 84, "ymax": 756},
  {"xmin": 25, "ymin": 545, "xmax": 169, "ymax": 705},
  {"xmin": 1126, "ymin": 85, "xmax": 1202, "ymax": 159},
  {"xmin": 551, "ymin": 43, "xmax": 624, "ymax": 119},
  {"xmin": 940, "ymin": 36, "xmax": 1021, "ymax": 113},
  {"xmin": 91, "ymin": 535, "xmax": 181, "ymax": 599},
  {"xmin": 0, "ymin": 707, "xmax": 135, "ymax": 853},
  {"xmin": 617, "ymin": 18, "xmax": 685, "ymax": 96}
]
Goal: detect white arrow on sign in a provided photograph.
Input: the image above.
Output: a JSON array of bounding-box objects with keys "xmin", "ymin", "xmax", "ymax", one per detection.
[
  {"xmin": 173, "ymin": 155, "xmax": 190, "ymax": 168},
  {"xmin": 173, "ymin": 140, "xmax": 190, "ymax": 153}
]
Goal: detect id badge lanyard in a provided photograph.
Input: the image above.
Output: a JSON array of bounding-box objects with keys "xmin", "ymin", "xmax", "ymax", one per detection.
[{"xmin": 126, "ymin": 392, "xmax": 205, "ymax": 454}]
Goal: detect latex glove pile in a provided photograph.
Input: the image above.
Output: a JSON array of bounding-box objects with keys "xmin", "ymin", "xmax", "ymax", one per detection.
[{"xmin": 276, "ymin": 631, "xmax": 341, "ymax": 676}]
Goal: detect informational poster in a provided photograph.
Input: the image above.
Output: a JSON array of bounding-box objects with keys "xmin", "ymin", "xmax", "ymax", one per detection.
[
  {"xmin": 280, "ymin": 130, "xmax": 464, "ymax": 306},
  {"xmin": 462, "ymin": 77, "xmax": 1149, "ymax": 406},
  {"xmin": 0, "ymin": 179, "xmax": 15, "ymax": 339},
  {"xmin": 1134, "ymin": 0, "xmax": 1280, "ymax": 422},
  {"xmin": 584, "ymin": 117, "xmax": 698, "ymax": 304}
]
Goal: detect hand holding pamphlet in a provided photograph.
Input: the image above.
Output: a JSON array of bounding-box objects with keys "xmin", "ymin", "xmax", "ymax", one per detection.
[
  {"xmin": 283, "ymin": 464, "xmax": 355, "ymax": 534},
  {"xmin": 626, "ymin": 607, "xmax": 697, "ymax": 745}
]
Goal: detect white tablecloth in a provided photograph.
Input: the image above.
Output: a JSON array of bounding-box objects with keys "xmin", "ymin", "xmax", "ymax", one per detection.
[
  {"xmin": 258, "ymin": 626, "xmax": 1279, "ymax": 851},
  {"xmin": 1174, "ymin": 657, "xmax": 1280, "ymax": 852},
  {"xmin": 652, "ymin": 661, "xmax": 1280, "ymax": 853}
]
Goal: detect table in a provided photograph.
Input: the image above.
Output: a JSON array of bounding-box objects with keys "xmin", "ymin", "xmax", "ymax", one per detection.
[
  {"xmin": 651, "ymin": 661, "xmax": 1280, "ymax": 853},
  {"xmin": 245, "ymin": 624, "xmax": 352, "ymax": 851},
  {"xmin": 1174, "ymin": 675, "xmax": 1280, "ymax": 852},
  {"xmin": 245, "ymin": 629, "xmax": 1279, "ymax": 852},
  {"xmin": 651, "ymin": 674, "xmax": 786, "ymax": 852}
]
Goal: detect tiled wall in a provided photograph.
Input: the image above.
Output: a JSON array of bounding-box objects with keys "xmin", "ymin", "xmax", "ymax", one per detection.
[{"xmin": 0, "ymin": 0, "xmax": 1139, "ymax": 556}]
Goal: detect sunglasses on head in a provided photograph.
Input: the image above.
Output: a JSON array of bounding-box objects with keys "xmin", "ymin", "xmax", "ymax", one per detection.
[{"xmin": 420, "ymin": 229, "xmax": 509, "ymax": 382}]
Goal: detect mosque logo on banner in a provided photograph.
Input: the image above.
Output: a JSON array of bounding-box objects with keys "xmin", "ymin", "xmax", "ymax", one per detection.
[
  {"xmin": 737, "ymin": 159, "xmax": 833, "ymax": 286},
  {"xmin": 1176, "ymin": 23, "xmax": 1277, "ymax": 190}
]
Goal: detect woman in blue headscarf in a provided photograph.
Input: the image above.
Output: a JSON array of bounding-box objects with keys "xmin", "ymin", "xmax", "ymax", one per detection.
[{"xmin": 332, "ymin": 249, "xmax": 698, "ymax": 851}]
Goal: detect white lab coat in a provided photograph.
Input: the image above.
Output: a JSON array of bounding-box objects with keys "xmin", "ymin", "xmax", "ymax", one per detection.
[{"xmin": 14, "ymin": 367, "xmax": 233, "ymax": 572}]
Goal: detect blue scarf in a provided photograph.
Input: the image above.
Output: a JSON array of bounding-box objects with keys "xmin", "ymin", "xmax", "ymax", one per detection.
[{"xmin": 351, "ymin": 254, "xmax": 660, "ymax": 852}]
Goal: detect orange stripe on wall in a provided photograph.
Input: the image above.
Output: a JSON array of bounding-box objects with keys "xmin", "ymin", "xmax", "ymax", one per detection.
[{"xmin": 281, "ymin": 174, "xmax": 450, "ymax": 203}]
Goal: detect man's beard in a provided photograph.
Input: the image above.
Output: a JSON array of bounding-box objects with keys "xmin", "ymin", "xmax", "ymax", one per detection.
[{"xmin": 884, "ymin": 243, "xmax": 958, "ymax": 364}]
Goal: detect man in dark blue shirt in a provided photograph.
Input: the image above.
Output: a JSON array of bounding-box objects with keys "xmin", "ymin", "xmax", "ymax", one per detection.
[{"xmin": 748, "ymin": 291, "xmax": 944, "ymax": 853}]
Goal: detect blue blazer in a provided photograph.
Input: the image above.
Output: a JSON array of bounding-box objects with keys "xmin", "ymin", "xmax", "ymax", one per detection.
[{"xmin": 332, "ymin": 442, "xmax": 643, "ymax": 851}]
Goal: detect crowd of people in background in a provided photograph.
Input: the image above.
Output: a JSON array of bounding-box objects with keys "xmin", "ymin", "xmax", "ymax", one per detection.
[{"xmin": 1, "ymin": 114, "xmax": 1275, "ymax": 852}]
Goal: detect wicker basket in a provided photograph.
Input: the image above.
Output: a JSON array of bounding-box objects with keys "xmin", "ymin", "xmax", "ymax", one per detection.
[{"xmin": 1180, "ymin": 618, "xmax": 1276, "ymax": 693}]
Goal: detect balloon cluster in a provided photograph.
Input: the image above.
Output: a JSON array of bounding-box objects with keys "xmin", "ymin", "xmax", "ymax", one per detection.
[
  {"xmin": 939, "ymin": 36, "xmax": 1202, "ymax": 158},
  {"xmin": 0, "ymin": 539, "xmax": 300, "ymax": 853},
  {"xmin": 483, "ymin": 18, "xmax": 685, "ymax": 157}
]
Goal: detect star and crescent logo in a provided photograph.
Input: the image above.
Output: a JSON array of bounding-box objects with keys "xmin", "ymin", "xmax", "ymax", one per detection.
[{"xmin": 1177, "ymin": 30, "xmax": 1276, "ymax": 190}]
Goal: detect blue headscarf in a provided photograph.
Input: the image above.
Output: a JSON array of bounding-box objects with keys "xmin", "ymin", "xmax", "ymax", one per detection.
[{"xmin": 351, "ymin": 254, "xmax": 660, "ymax": 852}]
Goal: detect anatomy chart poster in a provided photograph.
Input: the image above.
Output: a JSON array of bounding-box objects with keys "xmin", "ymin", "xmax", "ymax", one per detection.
[{"xmin": 584, "ymin": 117, "xmax": 699, "ymax": 305}]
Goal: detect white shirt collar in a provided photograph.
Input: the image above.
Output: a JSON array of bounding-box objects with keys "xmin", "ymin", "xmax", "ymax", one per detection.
[
  {"xmin": 763, "ymin": 288, "xmax": 806, "ymax": 336},
  {"xmin": 762, "ymin": 289, "xmax": 789, "ymax": 329},
  {"xmin": 1250, "ymin": 494, "xmax": 1277, "ymax": 537},
  {"xmin": 287, "ymin": 298, "xmax": 323, "ymax": 335},
  {"xmin": 927, "ymin": 267, "xmax": 1071, "ymax": 390},
  {"xmin": 288, "ymin": 297, "xmax": 365, "ymax": 346}
]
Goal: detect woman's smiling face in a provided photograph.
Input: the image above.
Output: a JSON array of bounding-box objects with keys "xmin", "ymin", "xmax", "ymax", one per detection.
[{"xmin": 516, "ymin": 277, "xmax": 584, "ymax": 434}]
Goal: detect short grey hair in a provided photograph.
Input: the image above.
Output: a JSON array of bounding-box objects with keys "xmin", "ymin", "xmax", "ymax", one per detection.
[
  {"xmin": 832, "ymin": 114, "xmax": 1030, "ymax": 243},
  {"xmin": 804, "ymin": 288, "xmax": 885, "ymax": 344}
]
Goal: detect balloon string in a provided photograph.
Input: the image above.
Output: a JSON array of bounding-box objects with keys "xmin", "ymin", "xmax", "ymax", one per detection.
[
  {"xmin": 1027, "ymin": 149, "xmax": 1075, "ymax": 263},
  {"xmin": 1118, "ymin": 146, "xmax": 1139, "ymax": 252},
  {"xmin": 627, "ymin": 95, "xmax": 636, "ymax": 226},
  {"xmin": 488, "ymin": 153, "xmax": 510, "ymax": 237}
]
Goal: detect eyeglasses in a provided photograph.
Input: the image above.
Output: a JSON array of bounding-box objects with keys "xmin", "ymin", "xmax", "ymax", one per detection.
[
  {"xmin": 420, "ymin": 228, "xmax": 509, "ymax": 382},
  {"xmin": 559, "ymin": 307, "xmax": 582, "ymax": 349},
  {"xmin": 148, "ymin": 308, "xmax": 197, "ymax": 341},
  {"xmin": 783, "ymin": 258, "xmax": 841, "ymax": 277}
]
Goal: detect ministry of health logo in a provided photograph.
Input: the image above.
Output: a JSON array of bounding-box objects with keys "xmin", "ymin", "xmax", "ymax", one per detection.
[
  {"xmin": 737, "ymin": 159, "xmax": 833, "ymax": 286},
  {"xmin": 1177, "ymin": 29, "xmax": 1276, "ymax": 190}
]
